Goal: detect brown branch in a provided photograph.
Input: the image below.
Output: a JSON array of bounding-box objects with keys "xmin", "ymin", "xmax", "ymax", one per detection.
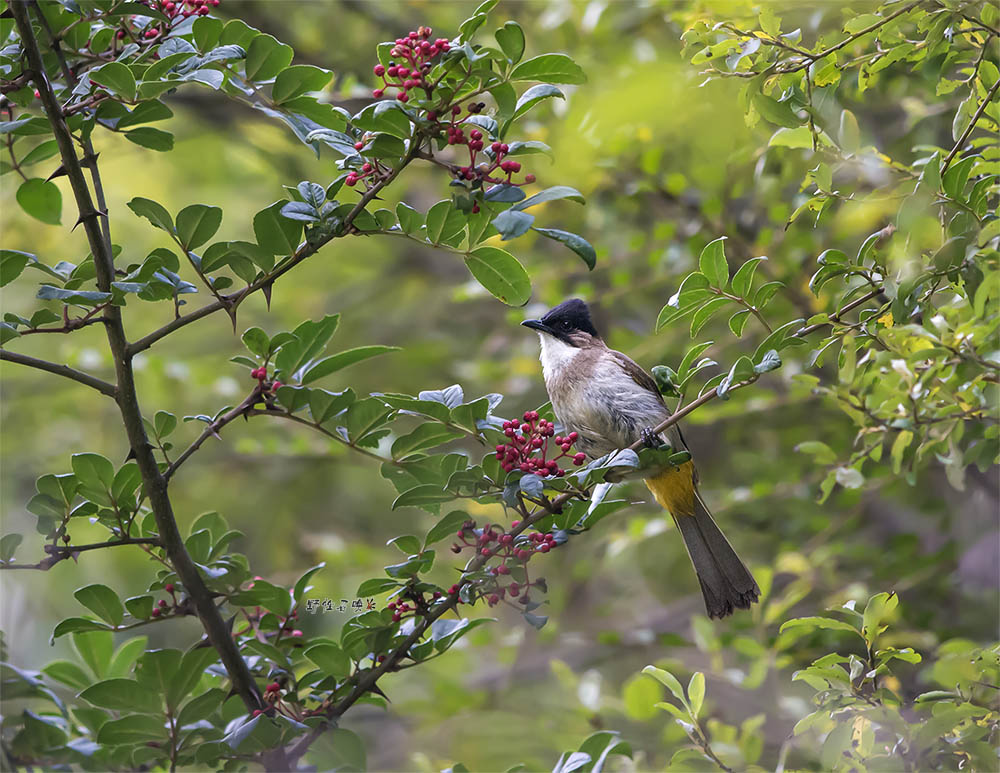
[
  {"xmin": 1, "ymin": 537, "xmax": 162, "ymax": 571},
  {"xmin": 942, "ymin": 77, "xmax": 1000, "ymax": 172},
  {"xmin": 11, "ymin": 2, "xmax": 262, "ymax": 713},
  {"xmin": 0, "ymin": 348, "xmax": 117, "ymax": 397},
  {"xmin": 165, "ymin": 390, "xmax": 262, "ymax": 481}
]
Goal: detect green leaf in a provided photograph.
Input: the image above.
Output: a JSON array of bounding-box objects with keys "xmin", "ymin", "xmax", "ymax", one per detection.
[
  {"xmin": 71, "ymin": 630, "xmax": 113, "ymax": 676},
  {"xmin": 642, "ymin": 665, "xmax": 687, "ymax": 707},
  {"xmin": 192, "ymin": 15, "xmax": 223, "ymax": 50},
  {"xmin": 292, "ymin": 562, "xmax": 326, "ymax": 602},
  {"xmin": 241, "ymin": 326, "xmax": 270, "ymax": 357},
  {"xmin": 687, "ymin": 672, "xmax": 705, "ymax": 718},
  {"xmin": 272, "ymin": 65, "xmax": 332, "ymax": 104},
  {"xmin": 71, "ymin": 453, "xmax": 115, "ymax": 500},
  {"xmin": 52, "ymin": 617, "xmax": 113, "ymax": 641},
  {"xmin": 728, "ymin": 309, "xmax": 751, "ymax": 337},
  {"xmin": 392, "ymin": 424, "xmax": 463, "ymax": 460},
  {"xmin": 513, "ymin": 185, "xmax": 585, "ymax": 210},
  {"xmin": 128, "ymin": 197, "xmax": 174, "ymax": 233},
  {"xmin": 42, "ymin": 660, "xmax": 90, "ymax": 690},
  {"xmin": 124, "ymin": 127, "xmax": 174, "ymax": 151},
  {"xmin": 512, "ymin": 83, "xmax": 564, "ymax": 121},
  {"xmin": 495, "ymin": 21, "xmax": 525, "ymax": 63},
  {"xmin": 304, "ymin": 727, "xmax": 367, "ymax": 772},
  {"xmin": 779, "ymin": 616, "xmax": 862, "ymax": 637},
  {"xmin": 396, "ymin": 202, "xmax": 423, "ymax": 234},
  {"xmin": 254, "ymin": 200, "xmax": 302, "ymax": 255},
  {"xmin": 510, "ymin": 54, "xmax": 586, "ymax": 84},
  {"xmin": 699, "ymin": 237, "xmax": 729, "ymax": 288},
  {"xmin": 301, "ymin": 346, "xmax": 400, "ymax": 385},
  {"xmin": 424, "ymin": 510, "xmax": 470, "ymax": 548},
  {"xmin": 97, "ymin": 715, "xmax": 167, "ymax": 745},
  {"xmin": 16, "ymin": 179, "xmax": 61, "ymax": 225},
  {"xmin": 167, "ymin": 647, "xmax": 218, "ymax": 710},
  {"xmin": 275, "ymin": 315, "xmax": 340, "ymax": 379},
  {"xmin": 245, "ymin": 33, "xmax": 293, "ymax": 81},
  {"xmin": 392, "ymin": 484, "xmax": 454, "ymax": 510},
  {"xmin": 753, "ymin": 93, "xmax": 800, "ymax": 128},
  {"xmin": 178, "ymin": 687, "xmax": 227, "ymax": 726},
  {"xmin": 176, "ymin": 204, "xmax": 223, "ymax": 250},
  {"xmin": 465, "ymin": 246, "xmax": 531, "ymax": 306},
  {"xmin": 861, "ymin": 592, "xmax": 897, "ymax": 646},
  {"xmin": 0, "ymin": 533, "xmax": 22, "ymax": 562},
  {"xmin": 533, "ymin": 228, "xmax": 596, "ymax": 270},
  {"xmin": 1, "ymin": 250, "xmax": 33, "ymax": 287},
  {"xmin": 74, "ymin": 584, "xmax": 124, "ymax": 626},
  {"xmin": 135, "ymin": 649, "xmax": 182, "ymax": 698},
  {"xmin": 124, "ymin": 595, "xmax": 154, "ymax": 619},
  {"xmin": 838, "ymin": 109, "xmax": 860, "ymax": 154},
  {"xmin": 79, "ymin": 678, "xmax": 162, "ymax": 713},
  {"xmin": 690, "ymin": 297, "xmax": 731, "ymax": 336},
  {"xmin": 769, "ymin": 126, "xmax": 815, "ymax": 149},
  {"xmin": 89, "ymin": 62, "xmax": 137, "ymax": 101},
  {"xmin": 305, "ymin": 643, "xmax": 352, "ymax": 679},
  {"xmin": 492, "ymin": 209, "xmax": 535, "ymax": 240},
  {"xmin": 731, "ymin": 256, "xmax": 766, "ymax": 298}
]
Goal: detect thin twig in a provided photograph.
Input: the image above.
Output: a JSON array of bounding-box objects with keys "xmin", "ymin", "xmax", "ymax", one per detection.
[
  {"xmin": 127, "ymin": 139, "xmax": 424, "ymax": 356},
  {"xmin": 1, "ymin": 537, "xmax": 161, "ymax": 571},
  {"xmin": 0, "ymin": 349, "xmax": 117, "ymax": 397},
  {"xmin": 942, "ymin": 77, "xmax": 1000, "ymax": 172}
]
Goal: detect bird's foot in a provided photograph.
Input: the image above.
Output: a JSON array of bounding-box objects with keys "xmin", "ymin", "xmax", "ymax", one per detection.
[{"xmin": 640, "ymin": 427, "xmax": 662, "ymax": 449}]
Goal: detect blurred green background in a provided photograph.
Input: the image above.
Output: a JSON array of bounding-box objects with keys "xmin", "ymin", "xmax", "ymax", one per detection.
[{"xmin": 2, "ymin": 1, "xmax": 996, "ymax": 770}]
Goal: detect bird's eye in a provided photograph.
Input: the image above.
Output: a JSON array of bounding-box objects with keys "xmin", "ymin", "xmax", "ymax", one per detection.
[{"xmin": 560, "ymin": 320, "xmax": 571, "ymax": 330}]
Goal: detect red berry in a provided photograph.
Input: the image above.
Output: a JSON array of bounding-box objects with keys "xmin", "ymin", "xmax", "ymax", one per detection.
[
  {"xmin": 158, "ymin": 599, "xmax": 168, "ymax": 608},
  {"xmin": 511, "ymin": 520, "xmax": 521, "ymax": 528},
  {"xmin": 372, "ymin": 89, "xmax": 384, "ymax": 98},
  {"xmin": 480, "ymin": 548, "xmax": 491, "ymax": 557},
  {"xmin": 568, "ymin": 432, "xmax": 578, "ymax": 441},
  {"xmin": 540, "ymin": 543, "xmax": 550, "ymax": 553},
  {"xmin": 397, "ymin": 93, "xmax": 408, "ymax": 102},
  {"xmin": 392, "ymin": 612, "xmax": 401, "ymax": 622},
  {"xmin": 498, "ymin": 564, "xmax": 510, "ymax": 575},
  {"xmin": 151, "ymin": 608, "xmax": 161, "ymax": 617},
  {"xmin": 354, "ymin": 141, "xmax": 364, "ymax": 150},
  {"xmin": 267, "ymin": 682, "xmax": 280, "ymax": 693},
  {"xmin": 373, "ymin": 64, "xmax": 385, "ymax": 77},
  {"xmin": 253, "ymin": 709, "xmax": 263, "ymax": 717},
  {"xmin": 165, "ymin": 583, "xmax": 175, "ymax": 593},
  {"xmin": 525, "ymin": 174, "xmax": 536, "ymax": 183},
  {"xmin": 573, "ymin": 453, "xmax": 586, "ymax": 465},
  {"xmin": 448, "ymin": 584, "xmax": 459, "ymax": 594}
]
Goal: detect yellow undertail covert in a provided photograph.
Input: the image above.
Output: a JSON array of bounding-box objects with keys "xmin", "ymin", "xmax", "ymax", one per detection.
[{"xmin": 644, "ymin": 460, "xmax": 697, "ymax": 517}]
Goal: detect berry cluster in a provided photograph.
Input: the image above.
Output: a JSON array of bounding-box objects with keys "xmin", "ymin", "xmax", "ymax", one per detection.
[
  {"xmin": 497, "ymin": 411, "xmax": 585, "ymax": 476},
  {"xmin": 117, "ymin": 0, "xmax": 219, "ymax": 40},
  {"xmin": 149, "ymin": 583, "xmax": 177, "ymax": 618},
  {"xmin": 371, "ymin": 27, "xmax": 451, "ymax": 102},
  {"xmin": 344, "ymin": 153, "xmax": 384, "ymax": 188},
  {"xmin": 250, "ymin": 367, "xmax": 282, "ymax": 392},
  {"xmin": 445, "ymin": 115, "xmax": 536, "ymax": 191},
  {"xmin": 448, "ymin": 519, "xmax": 555, "ymax": 608}
]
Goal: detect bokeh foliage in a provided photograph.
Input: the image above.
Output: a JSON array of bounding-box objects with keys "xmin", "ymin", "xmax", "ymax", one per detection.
[{"xmin": 1, "ymin": 0, "xmax": 997, "ymax": 771}]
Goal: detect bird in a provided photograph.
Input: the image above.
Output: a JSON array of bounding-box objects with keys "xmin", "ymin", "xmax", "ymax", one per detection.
[{"xmin": 521, "ymin": 298, "xmax": 760, "ymax": 619}]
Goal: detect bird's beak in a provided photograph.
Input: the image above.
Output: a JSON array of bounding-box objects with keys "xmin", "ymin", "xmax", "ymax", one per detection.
[{"xmin": 521, "ymin": 319, "xmax": 552, "ymax": 334}]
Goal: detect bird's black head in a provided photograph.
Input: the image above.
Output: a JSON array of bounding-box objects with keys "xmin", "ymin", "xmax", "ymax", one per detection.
[{"xmin": 521, "ymin": 298, "xmax": 600, "ymax": 345}]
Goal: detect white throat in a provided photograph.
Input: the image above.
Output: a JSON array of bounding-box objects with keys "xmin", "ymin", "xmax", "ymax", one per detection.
[{"xmin": 538, "ymin": 334, "xmax": 580, "ymax": 382}]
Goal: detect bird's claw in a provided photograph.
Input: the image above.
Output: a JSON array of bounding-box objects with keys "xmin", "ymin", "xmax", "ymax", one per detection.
[{"xmin": 641, "ymin": 427, "xmax": 661, "ymax": 449}]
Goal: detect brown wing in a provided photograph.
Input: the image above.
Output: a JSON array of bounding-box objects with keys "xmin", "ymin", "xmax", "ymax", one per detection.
[
  {"xmin": 610, "ymin": 348, "xmax": 697, "ymax": 481},
  {"xmin": 609, "ymin": 349, "xmax": 666, "ymax": 405}
]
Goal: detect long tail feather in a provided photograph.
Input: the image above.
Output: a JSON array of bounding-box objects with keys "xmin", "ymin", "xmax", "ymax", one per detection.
[{"xmin": 645, "ymin": 468, "xmax": 759, "ymax": 619}]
